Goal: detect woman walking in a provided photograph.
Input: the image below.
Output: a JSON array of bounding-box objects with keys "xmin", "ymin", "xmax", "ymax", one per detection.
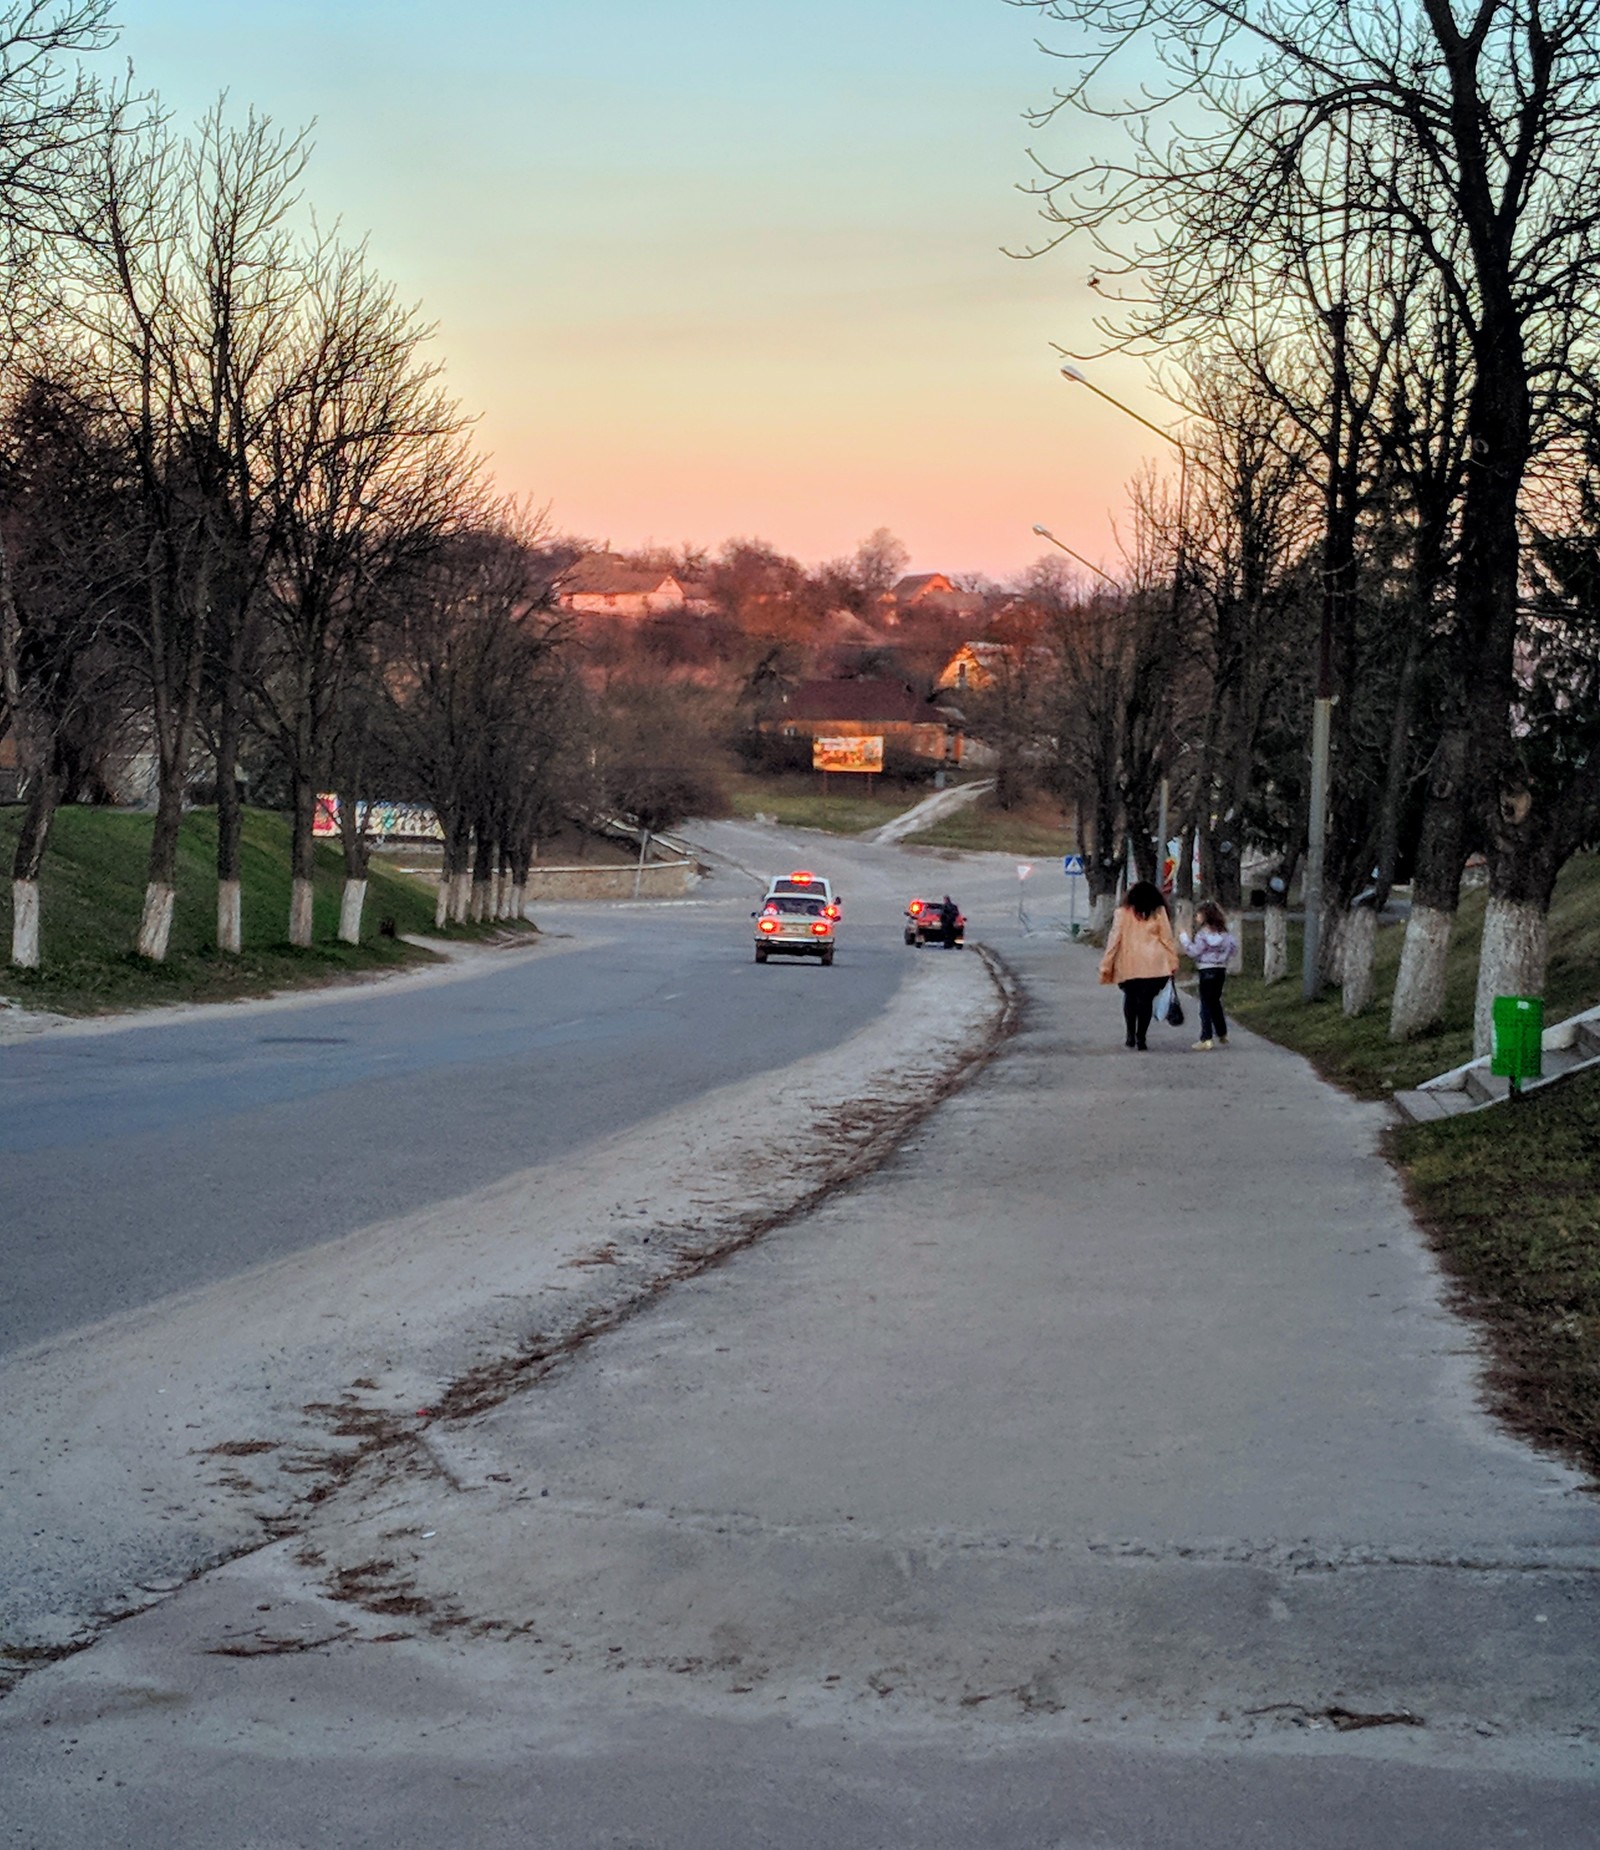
[
  {"xmin": 1098, "ymin": 881, "xmax": 1179, "ymax": 1051},
  {"xmin": 1179, "ymin": 900, "xmax": 1239, "ymax": 1050}
]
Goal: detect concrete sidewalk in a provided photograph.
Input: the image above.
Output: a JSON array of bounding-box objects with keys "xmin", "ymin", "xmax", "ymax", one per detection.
[{"xmin": 3, "ymin": 933, "xmax": 1596, "ymax": 1846}]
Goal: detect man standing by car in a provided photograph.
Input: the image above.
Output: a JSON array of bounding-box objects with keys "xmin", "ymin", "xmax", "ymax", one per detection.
[{"xmin": 939, "ymin": 895, "xmax": 960, "ymax": 949}]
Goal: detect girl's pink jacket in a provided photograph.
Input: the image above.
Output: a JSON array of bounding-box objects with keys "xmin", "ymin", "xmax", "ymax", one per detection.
[{"xmin": 1098, "ymin": 906, "xmax": 1180, "ymax": 984}]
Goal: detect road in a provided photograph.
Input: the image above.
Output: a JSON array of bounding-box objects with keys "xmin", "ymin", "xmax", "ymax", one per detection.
[
  {"xmin": 0, "ymin": 819, "xmax": 1019, "ymax": 1657},
  {"xmin": 7, "ymin": 825, "xmax": 1590, "ymax": 1846},
  {"xmin": 0, "ymin": 833, "xmax": 918, "ymax": 1357}
]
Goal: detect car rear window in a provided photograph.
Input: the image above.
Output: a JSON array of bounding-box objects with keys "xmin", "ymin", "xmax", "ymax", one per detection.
[{"xmin": 768, "ymin": 896, "xmax": 825, "ymax": 916}]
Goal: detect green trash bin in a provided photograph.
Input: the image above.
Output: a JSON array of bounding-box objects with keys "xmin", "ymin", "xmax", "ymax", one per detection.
[{"xmin": 1490, "ymin": 995, "xmax": 1543, "ymax": 1083}]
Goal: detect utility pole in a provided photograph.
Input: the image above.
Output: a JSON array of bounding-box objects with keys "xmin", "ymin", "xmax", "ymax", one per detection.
[{"xmin": 1303, "ymin": 299, "xmax": 1349, "ymax": 1000}]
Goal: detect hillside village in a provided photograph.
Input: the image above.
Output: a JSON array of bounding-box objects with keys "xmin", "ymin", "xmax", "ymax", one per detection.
[{"xmin": 541, "ymin": 541, "xmax": 1055, "ymax": 788}]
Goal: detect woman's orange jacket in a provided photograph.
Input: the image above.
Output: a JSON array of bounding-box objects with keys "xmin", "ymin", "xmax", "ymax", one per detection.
[{"xmin": 1098, "ymin": 905, "xmax": 1179, "ymax": 984}]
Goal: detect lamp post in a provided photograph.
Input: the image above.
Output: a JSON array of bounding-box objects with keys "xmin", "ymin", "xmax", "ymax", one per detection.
[
  {"xmin": 1031, "ymin": 523, "xmax": 1117, "ymax": 586},
  {"xmin": 1056, "ymin": 364, "xmax": 1189, "ymax": 891}
]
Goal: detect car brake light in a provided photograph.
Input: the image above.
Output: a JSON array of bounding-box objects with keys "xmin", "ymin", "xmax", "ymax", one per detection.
[
  {"xmin": 908, "ymin": 900, "xmax": 923, "ymax": 915},
  {"xmin": 811, "ymin": 921, "xmax": 829, "ymax": 935},
  {"xmin": 759, "ymin": 918, "xmax": 777, "ymax": 932},
  {"xmin": 824, "ymin": 903, "xmax": 839, "ymax": 918},
  {"xmin": 789, "ymin": 870, "xmax": 813, "ymax": 884}
]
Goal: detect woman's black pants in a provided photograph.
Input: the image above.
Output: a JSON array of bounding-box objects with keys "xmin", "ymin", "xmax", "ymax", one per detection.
[{"xmin": 1118, "ymin": 977, "xmax": 1166, "ymax": 1048}]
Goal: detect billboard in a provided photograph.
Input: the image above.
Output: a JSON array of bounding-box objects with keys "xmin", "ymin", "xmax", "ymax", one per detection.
[
  {"xmin": 812, "ymin": 735, "xmax": 884, "ymax": 774},
  {"xmin": 313, "ymin": 795, "xmax": 445, "ymax": 841}
]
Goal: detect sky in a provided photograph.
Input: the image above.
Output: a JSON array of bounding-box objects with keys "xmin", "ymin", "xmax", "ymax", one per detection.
[{"xmin": 121, "ymin": 0, "xmax": 1179, "ymax": 582}]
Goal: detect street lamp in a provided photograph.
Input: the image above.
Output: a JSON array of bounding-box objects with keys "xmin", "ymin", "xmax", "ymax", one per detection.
[
  {"xmin": 1055, "ymin": 363, "xmax": 1189, "ymax": 885},
  {"xmin": 1031, "ymin": 522, "xmax": 1117, "ymax": 586}
]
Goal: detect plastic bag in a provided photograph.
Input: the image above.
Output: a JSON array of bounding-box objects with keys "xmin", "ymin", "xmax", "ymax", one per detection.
[{"xmin": 1163, "ymin": 979, "xmax": 1185, "ymax": 1027}]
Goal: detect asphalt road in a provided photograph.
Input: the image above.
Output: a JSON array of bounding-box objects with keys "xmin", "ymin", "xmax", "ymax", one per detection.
[
  {"xmin": 0, "ymin": 849, "xmax": 916, "ymax": 1359},
  {"xmin": 3, "ymin": 853, "xmax": 1595, "ymax": 1848}
]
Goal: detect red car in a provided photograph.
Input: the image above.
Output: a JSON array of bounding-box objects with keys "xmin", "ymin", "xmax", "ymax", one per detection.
[{"xmin": 904, "ymin": 897, "xmax": 964, "ymax": 947}]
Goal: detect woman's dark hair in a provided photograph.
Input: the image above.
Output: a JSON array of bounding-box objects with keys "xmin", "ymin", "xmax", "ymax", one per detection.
[
  {"xmin": 1196, "ymin": 900, "xmax": 1228, "ymax": 932},
  {"xmin": 1122, "ymin": 881, "xmax": 1168, "ymax": 920}
]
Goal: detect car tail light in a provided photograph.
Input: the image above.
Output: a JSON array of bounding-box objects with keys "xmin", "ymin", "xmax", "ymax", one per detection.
[
  {"xmin": 824, "ymin": 903, "xmax": 839, "ymax": 918},
  {"xmin": 789, "ymin": 870, "xmax": 814, "ymax": 884},
  {"xmin": 908, "ymin": 900, "xmax": 923, "ymax": 915},
  {"xmin": 759, "ymin": 918, "xmax": 778, "ymax": 933},
  {"xmin": 811, "ymin": 921, "xmax": 830, "ymax": 935}
]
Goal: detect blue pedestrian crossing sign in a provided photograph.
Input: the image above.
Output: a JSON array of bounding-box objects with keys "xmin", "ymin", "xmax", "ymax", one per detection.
[{"xmin": 1063, "ymin": 854, "xmax": 1086, "ymax": 876}]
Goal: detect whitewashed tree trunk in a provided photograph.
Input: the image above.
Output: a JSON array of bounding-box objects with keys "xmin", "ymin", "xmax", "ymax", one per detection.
[
  {"xmin": 470, "ymin": 878, "xmax": 489, "ymax": 922},
  {"xmin": 510, "ymin": 880, "xmax": 527, "ymax": 920},
  {"xmin": 1318, "ymin": 904, "xmax": 1347, "ymax": 989},
  {"xmin": 1390, "ymin": 903, "xmax": 1453, "ymax": 1041},
  {"xmin": 1473, "ymin": 896, "xmax": 1549, "ymax": 1058},
  {"xmin": 338, "ymin": 877, "xmax": 366, "ymax": 945},
  {"xmin": 11, "ymin": 878, "xmax": 40, "ymax": 968},
  {"xmin": 1262, "ymin": 907, "xmax": 1288, "ymax": 983},
  {"xmin": 450, "ymin": 871, "xmax": 470, "ymax": 923},
  {"xmin": 1087, "ymin": 891, "xmax": 1116, "ymax": 939},
  {"xmin": 1341, "ymin": 905, "xmax": 1378, "ymax": 1017},
  {"xmin": 217, "ymin": 878, "xmax": 242, "ymax": 956},
  {"xmin": 434, "ymin": 876, "xmax": 450, "ymax": 929},
  {"xmin": 136, "ymin": 883, "xmax": 176, "ymax": 962},
  {"xmin": 289, "ymin": 876, "xmax": 315, "ymax": 948}
]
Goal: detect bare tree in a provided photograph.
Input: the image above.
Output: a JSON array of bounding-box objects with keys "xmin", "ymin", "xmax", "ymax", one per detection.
[
  {"xmin": 377, "ymin": 507, "xmax": 573, "ymax": 931},
  {"xmin": 71, "ymin": 103, "xmax": 216, "ymax": 960},
  {"xmin": 0, "ymin": 0, "xmax": 124, "ymax": 962},
  {"xmin": 253, "ymin": 234, "xmax": 476, "ymax": 946},
  {"xmin": 0, "ymin": 373, "xmax": 132, "ymax": 962},
  {"xmin": 1018, "ymin": 0, "xmax": 1600, "ymax": 1047},
  {"xmin": 176, "ymin": 105, "xmax": 310, "ymax": 954}
]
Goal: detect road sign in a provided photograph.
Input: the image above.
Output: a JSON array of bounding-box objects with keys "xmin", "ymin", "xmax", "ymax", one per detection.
[
  {"xmin": 1017, "ymin": 863, "xmax": 1034, "ymax": 880},
  {"xmin": 1063, "ymin": 854, "xmax": 1086, "ymax": 876}
]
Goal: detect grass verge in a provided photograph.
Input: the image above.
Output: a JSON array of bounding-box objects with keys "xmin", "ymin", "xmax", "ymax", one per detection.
[
  {"xmin": 907, "ymin": 789, "xmax": 1079, "ymax": 859},
  {"xmin": 1396, "ymin": 1072, "xmax": 1600, "ymax": 1480},
  {"xmin": 1227, "ymin": 856, "xmax": 1600, "ymax": 1097},
  {"xmin": 0, "ymin": 805, "xmax": 533, "ymax": 1018},
  {"xmin": 722, "ymin": 770, "xmax": 944, "ymax": 836},
  {"xmin": 723, "ymin": 770, "xmax": 1080, "ymax": 858},
  {"xmin": 1218, "ymin": 853, "xmax": 1600, "ymax": 1484}
]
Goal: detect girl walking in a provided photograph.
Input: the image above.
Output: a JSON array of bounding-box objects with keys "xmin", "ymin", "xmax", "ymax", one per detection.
[
  {"xmin": 1098, "ymin": 881, "xmax": 1179, "ymax": 1051},
  {"xmin": 1179, "ymin": 901, "xmax": 1239, "ymax": 1050}
]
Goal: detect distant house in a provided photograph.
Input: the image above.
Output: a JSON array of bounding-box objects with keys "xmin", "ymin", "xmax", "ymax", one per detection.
[
  {"xmin": 934, "ymin": 641, "xmax": 1013, "ymax": 695},
  {"xmin": 558, "ymin": 552, "xmax": 687, "ymax": 618},
  {"xmin": 759, "ymin": 677, "xmax": 962, "ymax": 765},
  {"xmin": 676, "ymin": 578, "xmax": 717, "ymax": 616},
  {"xmin": 890, "ymin": 572, "xmax": 988, "ymax": 623}
]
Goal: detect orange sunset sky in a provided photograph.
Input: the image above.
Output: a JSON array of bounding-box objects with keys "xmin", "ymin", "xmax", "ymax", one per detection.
[{"xmin": 130, "ymin": 0, "xmax": 1178, "ymax": 582}]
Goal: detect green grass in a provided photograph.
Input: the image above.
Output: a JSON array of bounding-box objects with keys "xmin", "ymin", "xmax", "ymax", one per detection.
[
  {"xmin": 722, "ymin": 770, "xmax": 938, "ymax": 836},
  {"xmin": 723, "ymin": 770, "xmax": 1080, "ymax": 858},
  {"xmin": 1226, "ymin": 856, "xmax": 1600, "ymax": 1097},
  {"xmin": 908, "ymin": 790, "xmax": 1080, "ymax": 859},
  {"xmin": 0, "ymin": 806, "xmax": 532, "ymax": 1016},
  {"xmin": 1219, "ymin": 853, "xmax": 1600, "ymax": 1483},
  {"xmin": 1397, "ymin": 1069, "xmax": 1600, "ymax": 1478}
]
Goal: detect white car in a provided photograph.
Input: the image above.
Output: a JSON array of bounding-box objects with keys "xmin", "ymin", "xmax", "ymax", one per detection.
[
  {"xmin": 753, "ymin": 893, "xmax": 836, "ymax": 965},
  {"xmin": 762, "ymin": 869, "xmax": 840, "ymax": 916}
]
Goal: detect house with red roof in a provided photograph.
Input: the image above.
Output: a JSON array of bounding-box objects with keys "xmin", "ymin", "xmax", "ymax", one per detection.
[
  {"xmin": 557, "ymin": 553, "xmax": 689, "ymax": 618},
  {"xmin": 758, "ymin": 677, "xmax": 963, "ymax": 765}
]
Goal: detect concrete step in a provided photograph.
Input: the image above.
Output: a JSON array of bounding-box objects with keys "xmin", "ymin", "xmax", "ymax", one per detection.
[
  {"xmin": 1465, "ymin": 1066, "xmax": 1511, "ymax": 1105},
  {"xmin": 1394, "ymin": 1003, "xmax": 1600, "ymax": 1123},
  {"xmin": 1395, "ymin": 1087, "xmax": 1481, "ymax": 1125}
]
